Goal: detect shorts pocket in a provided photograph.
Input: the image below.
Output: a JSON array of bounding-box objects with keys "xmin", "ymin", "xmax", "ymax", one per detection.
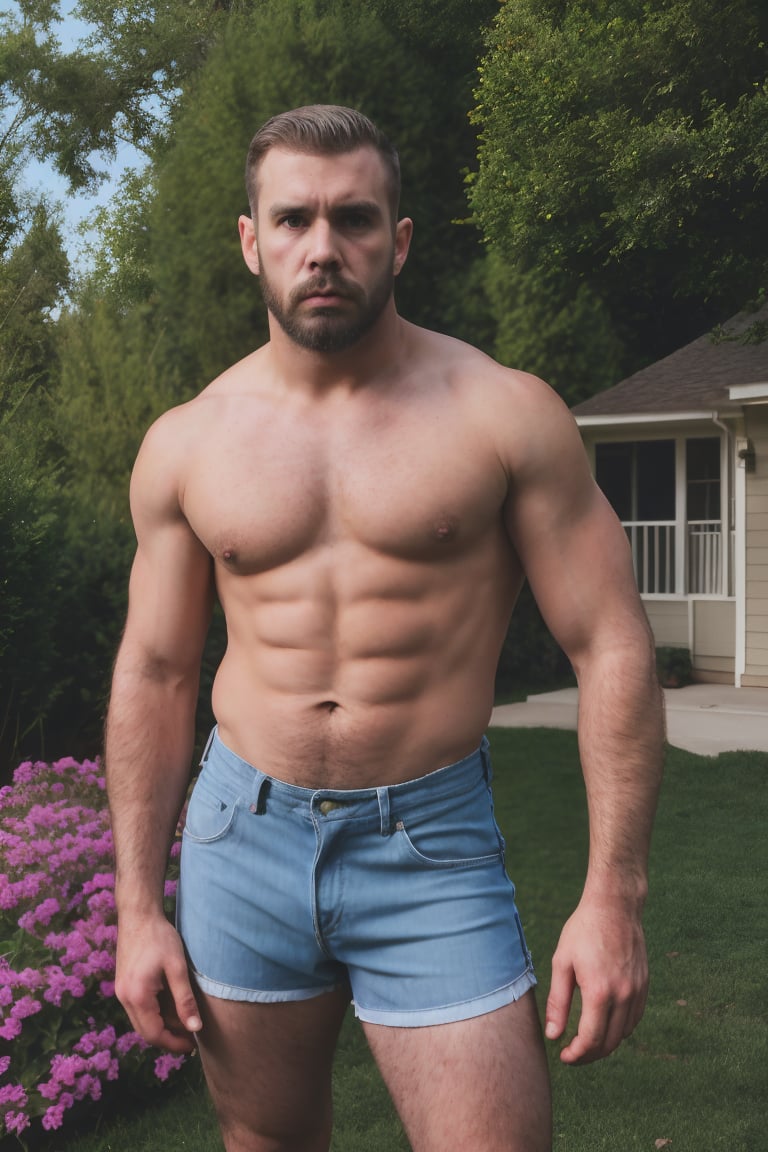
[
  {"xmin": 183, "ymin": 768, "xmax": 240, "ymax": 844},
  {"xmin": 394, "ymin": 791, "xmax": 503, "ymax": 870}
]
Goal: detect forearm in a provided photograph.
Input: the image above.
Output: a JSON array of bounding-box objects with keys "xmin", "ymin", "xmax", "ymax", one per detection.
[
  {"xmin": 575, "ymin": 635, "xmax": 664, "ymax": 906},
  {"xmin": 106, "ymin": 659, "xmax": 200, "ymax": 918}
]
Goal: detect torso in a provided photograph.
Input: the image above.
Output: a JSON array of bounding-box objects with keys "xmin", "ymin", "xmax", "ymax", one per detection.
[{"xmin": 175, "ymin": 323, "xmax": 527, "ymax": 787}]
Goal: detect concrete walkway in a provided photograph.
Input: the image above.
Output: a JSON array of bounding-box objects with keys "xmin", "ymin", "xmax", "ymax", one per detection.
[{"xmin": 490, "ymin": 683, "xmax": 768, "ymax": 756}]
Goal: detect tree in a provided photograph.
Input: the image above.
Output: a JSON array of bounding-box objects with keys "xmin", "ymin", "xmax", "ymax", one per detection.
[
  {"xmin": 0, "ymin": 0, "xmax": 225, "ymax": 195},
  {"xmin": 470, "ymin": 0, "xmax": 768, "ymax": 374},
  {"xmin": 147, "ymin": 0, "xmax": 496, "ymax": 389},
  {"xmin": 0, "ymin": 207, "xmax": 71, "ymax": 774},
  {"xmin": 0, "ymin": 202, "xmax": 69, "ymax": 421},
  {"xmin": 484, "ymin": 253, "xmax": 623, "ymax": 403}
]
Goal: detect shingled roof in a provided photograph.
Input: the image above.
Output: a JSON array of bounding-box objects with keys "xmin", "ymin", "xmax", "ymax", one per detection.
[{"xmin": 572, "ymin": 303, "xmax": 768, "ymax": 418}]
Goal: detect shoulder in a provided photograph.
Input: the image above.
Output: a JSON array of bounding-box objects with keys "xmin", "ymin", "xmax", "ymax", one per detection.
[
  {"xmin": 131, "ymin": 349, "xmax": 268, "ymax": 503},
  {"xmin": 406, "ymin": 323, "xmax": 580, "ymax": 469}
]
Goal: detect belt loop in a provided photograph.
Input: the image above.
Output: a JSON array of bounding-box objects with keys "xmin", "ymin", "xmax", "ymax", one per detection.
[
  {"xmin": 199, "ymin": 726, "xmax": 217, "ymax": 768},
  {"xmin": 376, "ymin": 787, "xmax": 392, "ymax": 836},
  {"xmin": 248, "ymin": 770, "xmax": 268, "ymax": 816},
  {"xmin": 480, "ymin": 735, "xmax": 493, "ymax": 784}
]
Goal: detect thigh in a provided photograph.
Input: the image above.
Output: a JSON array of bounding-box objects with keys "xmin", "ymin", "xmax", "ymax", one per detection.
[
  {"xmin": 363, "ymin": 991, "xmax": 552, "ymax": 1152},
  {"xmin": 195, "ymin": 984, "xmax": 350, "ymax": 1152}
]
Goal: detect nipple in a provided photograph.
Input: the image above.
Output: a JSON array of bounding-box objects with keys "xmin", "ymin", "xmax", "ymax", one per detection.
[
  {"xmin": 434, "ymin": 516, "xmax": 458, "ymax": 541},
  {"xmin": 222, "ymin": 549, "xmax": 235, "ymax": 562}
]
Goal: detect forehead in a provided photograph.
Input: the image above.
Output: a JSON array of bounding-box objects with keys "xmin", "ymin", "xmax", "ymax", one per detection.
[{"xmin": 254, "ymin": 145, "xmax": 392, "ymax": 215}]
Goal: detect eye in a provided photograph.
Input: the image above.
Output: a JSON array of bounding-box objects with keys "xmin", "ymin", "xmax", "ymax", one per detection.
[
  {"xmin": 278, "ymin": 214, "xmax": 305, "ymax": 230},
  {"xmin": 340, "ymin": 209, "xmax": 373, "ymax": 230}
]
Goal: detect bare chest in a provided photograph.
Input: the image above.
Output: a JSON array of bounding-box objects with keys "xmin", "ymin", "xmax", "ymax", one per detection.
[{"xmin": 182, "ymin": 407, "xmax": 508, "ymax": 572}]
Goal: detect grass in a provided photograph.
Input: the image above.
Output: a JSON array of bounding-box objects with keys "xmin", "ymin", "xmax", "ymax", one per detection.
[{"xmin": 20, "ymin": 729, "xmax": 767, "ymax": 1152}]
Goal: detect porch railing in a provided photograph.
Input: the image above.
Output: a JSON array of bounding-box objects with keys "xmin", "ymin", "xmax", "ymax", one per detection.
[
  {"xmin": 623, "ymin": 521, "xmax": 675, "ymax": 594},
  {"xmin": 687, "ymin": 520, "xmax": 725, "ymax": 595},
  {"xmin": 622, "ymin": 520, "xmax": 732, "ymax": 596}
]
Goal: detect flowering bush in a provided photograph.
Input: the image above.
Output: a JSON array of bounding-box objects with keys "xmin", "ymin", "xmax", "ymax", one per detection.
[{"xmin": 0, "ymin": 756, "xmax": 185, "ymax": 1140}]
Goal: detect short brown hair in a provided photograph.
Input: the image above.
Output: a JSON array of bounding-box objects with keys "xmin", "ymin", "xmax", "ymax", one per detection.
[{"xmin": 245, "ymin": 104, "xmax": 401, "ymax": 217}]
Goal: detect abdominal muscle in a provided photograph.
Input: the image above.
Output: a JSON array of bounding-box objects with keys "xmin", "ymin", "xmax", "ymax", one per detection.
[{"xmin": 210, "ymin": 542, "xmax": 520, "ymax": 789}]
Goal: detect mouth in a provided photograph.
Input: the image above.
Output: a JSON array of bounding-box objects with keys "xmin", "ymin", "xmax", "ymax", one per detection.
[
  {"xmin": 297, "ymin": 279, "xmax": 354, "ymax": 305},
  {"xmin": 300, "ymin": 292, "xmax": 349, "ymax": 310}
]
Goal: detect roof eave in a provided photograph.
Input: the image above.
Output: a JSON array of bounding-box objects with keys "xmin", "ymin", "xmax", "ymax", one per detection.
[
  {"xmin": 728, "ymin": 381, "xmax": 768, "ymax": 401},
  {"xmin": 575, "ymin": 411, "xmax": 722, "ymax": 428}
]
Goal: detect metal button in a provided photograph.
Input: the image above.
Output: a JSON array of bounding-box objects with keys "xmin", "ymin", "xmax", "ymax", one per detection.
[{"xmin": 319, "ymin": 799, "xmax": 347, "ymax": 815}]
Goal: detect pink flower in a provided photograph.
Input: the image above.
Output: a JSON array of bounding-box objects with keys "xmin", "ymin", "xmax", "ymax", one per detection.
[
  {"xmin": 41, "ymin": 1103, "xmax": 66, "ymax": 1130},
  {"xmin": 154, "ymin": 1053, "xmax": 186, "ymax": 1082},
  {"xmin": 0, "ymin": 1084, "xmax": 27, "ymax": 1106},
  {"xmin": 10, "ymin": 995, "xmax": 42, "ymax": 1021},
  {"xmin": 0, "ymin": 751, "xmax": 184, "ymax": 1138},
  {"xmin": 4, "ymin": 1109, "xmax": 31, "ymax": 1134},
  {"xmin": 18, "ymin": 896, "xmax": 60, "ymax": 932},
  {"xmin": 0, "ymin": 1017, "xmax": 22, "ymax": 1041},
  {"xmin": 115, "ymin": 1030, "xmax": 148, "ymax": 1056},
  {"xmin": 12, "ymin": 762, "xmax": 36, "ymax": 785},
  {"xmin": 43, "ymin": 968, "xmax": 86, "ymax": 1006}
]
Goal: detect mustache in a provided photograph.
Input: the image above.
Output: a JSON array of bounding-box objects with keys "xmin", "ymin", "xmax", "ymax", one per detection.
[{"xmin": 292, "ymin": 275, "xmax": 362, "ymax": 304}]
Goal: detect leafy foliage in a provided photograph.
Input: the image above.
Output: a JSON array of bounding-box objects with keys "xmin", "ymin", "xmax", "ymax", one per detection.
[
  {"xmin": 147, "ymin": 0, "xmax": 493, "ymax": 389},
  {"xmin": 470, "ymin": 0, "xmax": 768, "ymax": 370}
]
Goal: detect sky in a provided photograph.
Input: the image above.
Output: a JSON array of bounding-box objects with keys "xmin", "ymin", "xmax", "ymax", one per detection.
[{"xmin": 15, "ymin": 1, "xmax": 147, "ymax": 269}]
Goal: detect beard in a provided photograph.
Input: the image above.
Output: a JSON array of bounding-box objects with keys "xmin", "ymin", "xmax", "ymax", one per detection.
[{"xmin": 258, "ymin": 260, "xmax": 395, "ymax": 353}]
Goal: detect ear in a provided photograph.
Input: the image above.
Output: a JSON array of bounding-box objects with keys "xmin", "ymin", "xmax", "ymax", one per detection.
[
  {"xmin": 238, "ymin": 215, "xmax": 260, "ymax": 276},
  {"xmin": 393, "ymin": 216, "xmax": 413, "ymax": 277}
]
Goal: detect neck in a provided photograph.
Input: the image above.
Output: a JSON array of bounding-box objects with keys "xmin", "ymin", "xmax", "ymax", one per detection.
[{"xmin": 265, "ymin": 301, "xmax": 405, "ymax": 394}]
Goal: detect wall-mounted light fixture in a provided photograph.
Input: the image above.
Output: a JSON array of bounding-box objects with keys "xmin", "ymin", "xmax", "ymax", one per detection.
[{"xmin": 737, "ymin": 439, "xmax": 756, "ymax": 472}]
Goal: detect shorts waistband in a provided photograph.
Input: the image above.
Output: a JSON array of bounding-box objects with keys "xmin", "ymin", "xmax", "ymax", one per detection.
[{"xmin": 199, "ymin": 728, "xmax": 492, "ymax": 837}]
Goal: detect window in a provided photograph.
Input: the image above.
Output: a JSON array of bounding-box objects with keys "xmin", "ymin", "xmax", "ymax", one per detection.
[
  {"xmin": 595, "ymin": 441, "xmax": 675, "ymax": 521},
  {"xmin": 686, "ymin": 438, "xmax": 721, "ymax": 521},
  {"xmin": 594, "ymin": 437, "xmax": 727, "ymax": 595}
]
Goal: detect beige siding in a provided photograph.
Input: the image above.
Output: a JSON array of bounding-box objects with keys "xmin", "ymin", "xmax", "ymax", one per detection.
[
  {"xmin": 643, "ymin": 598, "xmax": 689, "ymax": 648},
  {"xmin": 693, "ymin": 600, "xmax": 736, "ymax": 656},
  {"xmin": 744, "ymin": 408, "xmax": 768, "ymax": 685},
  {"xmin": 692, "ymin": 598, "xmax": 735, "ymax": 678}
]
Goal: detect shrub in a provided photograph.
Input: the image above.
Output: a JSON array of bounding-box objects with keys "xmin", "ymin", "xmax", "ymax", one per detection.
[
  {"xmin": 0, "ymin": 755, "xmax": 184, "ymax": 1139},
  {"xmin": 656, "ymin": 646, "xmax": 694, "ymax": 688}
]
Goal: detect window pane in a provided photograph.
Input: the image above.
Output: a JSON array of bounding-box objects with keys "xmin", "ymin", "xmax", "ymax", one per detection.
[
  {"xmin": 686, "ymin": 438, "xmax": 720, "ymax": 521},
  {"xmin": 636, "ymin": 441, "xmax": 675, "ymax": 521},
  {"xmin": 595, "ymin": 443, "xmax": 632, "ymax": 520}
]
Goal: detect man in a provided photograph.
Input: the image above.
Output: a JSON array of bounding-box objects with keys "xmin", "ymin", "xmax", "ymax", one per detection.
[{"xmin": 107, "ymin": 105, "xmax": 664, "ymax": 1152}]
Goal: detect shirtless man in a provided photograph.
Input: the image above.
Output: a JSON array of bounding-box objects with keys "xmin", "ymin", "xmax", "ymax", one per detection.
[{"xmin": 106, "ymin": 105, "xmax": 664, "ymax": 1152}]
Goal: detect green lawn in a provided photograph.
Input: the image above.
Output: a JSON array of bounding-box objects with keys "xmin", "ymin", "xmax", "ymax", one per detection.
[{"xmin": 28, "ymin": 730, "xmax": 767, "ymax": 1152}]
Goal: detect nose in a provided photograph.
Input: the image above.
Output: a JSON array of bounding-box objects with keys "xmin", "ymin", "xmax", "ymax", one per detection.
[{"xmin": 306, "ymin": 219, "xmax": 341, "ymax": 270}]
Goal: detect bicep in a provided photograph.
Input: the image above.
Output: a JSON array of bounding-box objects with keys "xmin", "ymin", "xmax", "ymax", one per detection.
[
  {"xmin": 123, "ymin": 525, "xmax": 214, "ymax": 676},
  {"xmin": 119, "ymin": 423, "xmax": 214, "ymax": 678},
  {"xmin": 504, "ymin": 403, "xmax": 647, "ymax": 666}
]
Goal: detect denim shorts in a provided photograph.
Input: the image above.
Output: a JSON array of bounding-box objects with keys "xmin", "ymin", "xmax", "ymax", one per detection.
[{"xmin": 177, "ymin": 728, "xmax": 536, "ymax": 1027}]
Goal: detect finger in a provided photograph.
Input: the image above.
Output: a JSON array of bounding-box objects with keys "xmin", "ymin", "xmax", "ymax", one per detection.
[
  {"xmin": 558, "ymin": 990, "xmax": 610, "ymax": 1064},
  {"xmin": 126, "ymin": 989, "xmax": 197, "ymax": 1054},
  {"xmin": 627, "ymin": 972, "xmax": 650, "ymax": 1035},
  {"xmin": 545, "ymin": 957, "xmax": 576, "ymax": 1042},
  {"xmin": 163, "ymin": 956, "xmax": 203, "ymax": 1036}
]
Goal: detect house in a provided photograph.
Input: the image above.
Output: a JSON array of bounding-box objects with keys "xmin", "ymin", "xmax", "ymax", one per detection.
[{"xmin": 572, "ymin": 304, "xmax": 768, "ymax": 688}]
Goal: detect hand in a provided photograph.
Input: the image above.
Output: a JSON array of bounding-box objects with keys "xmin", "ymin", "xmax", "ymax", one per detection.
[
  {"xmin": 114, "ymin": 914, "xmax": 202, "ymax": 1054},
  {"xmin": 544, "ymin": 893, "xmax": 649, "ymax": 1064}
]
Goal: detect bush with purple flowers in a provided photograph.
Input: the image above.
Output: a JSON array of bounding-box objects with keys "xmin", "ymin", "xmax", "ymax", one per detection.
[{"xmin": 0, "ymin": 755, "xmax": 185, "ymax": 1139}]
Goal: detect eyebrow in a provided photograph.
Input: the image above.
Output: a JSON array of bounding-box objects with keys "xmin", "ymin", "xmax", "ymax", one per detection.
[{"xmin": 267, "ymin": 199, "xmax": 383, "ymax": 220}]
